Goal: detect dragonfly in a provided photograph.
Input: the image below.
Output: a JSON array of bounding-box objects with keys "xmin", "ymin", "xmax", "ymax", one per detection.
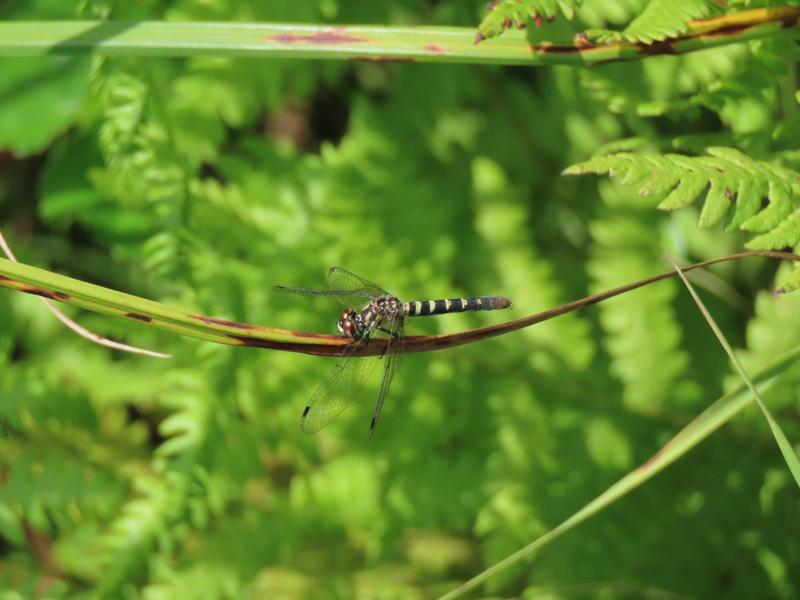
[{"xmin": 275, "ymin": 267, "xmax": 512, "ymax": 438}]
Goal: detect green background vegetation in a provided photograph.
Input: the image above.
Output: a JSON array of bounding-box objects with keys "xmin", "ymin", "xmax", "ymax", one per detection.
[{"xmin": 1, "ymin": 0, "xmax": 799, "ymax": 598}]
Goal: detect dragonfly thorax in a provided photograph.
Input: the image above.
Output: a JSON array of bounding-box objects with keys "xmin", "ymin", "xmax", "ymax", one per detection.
[{"xmin": 336, "ymin": 295, "xmax": 403, "ymax": 340}]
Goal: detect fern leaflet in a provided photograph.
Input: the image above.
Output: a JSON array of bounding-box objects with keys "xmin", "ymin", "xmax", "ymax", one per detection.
[
  {"xmin": 477, "ymin": 0, "xmax": 582, "ymax": 42},
  {"xmin": 586, "ymin": 0, "xmax": 715, "ymax": 44}
]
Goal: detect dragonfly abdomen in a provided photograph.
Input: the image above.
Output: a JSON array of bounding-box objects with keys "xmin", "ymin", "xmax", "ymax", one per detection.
[{"xmin": 403, "ymin": 296, "xmax": 511, "ymax": 316}]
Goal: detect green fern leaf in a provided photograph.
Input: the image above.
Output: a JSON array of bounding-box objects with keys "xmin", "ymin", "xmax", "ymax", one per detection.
[
  {"xmin": 96, "ymin": 475, "xmax": 179, "ymax": 596},
  {"xmin": 0, "ymin": 452, "xmax": 125, "ymax": 530},
  {"xmin": 738, "ymin": 270, "xmax": 800, "ymax": 395},
  {"xmin": 727, "ymin": 176, "xmax": 767, "ymax": 231},
  {"xmin": 588, "ymin": 198, "xmax": 694, "ymax": 411},
  {"xmin": 776, "ymin": 262, "xmax": 800, "ymax": 293},
  {"xmin": 157, "ymin": 388, "xmax": 211, "ymax": 460},
  {"xmin": 698, "ymin": 174, "xmax": 732, "ymax": 228},
  {"xmin": 586, "ymin": 0, "xmax": 714, "ymax": 44},
  {"xmin": 142, "ymin": 564, "xmax": 241, "ymax": 599},
  {"xmin": 474, "ymin": 157, "xmax": 594, "ymax": 369},
  {"xmin": 564, "ymin": 147, "xmax": 800, "ymax": 251},
  {"xmin": 747, "ymin": 207, "xmax": 800, "ymax": 250},
  {"xmin": 741, "ymin": 182, "xmax": 793, "ymax": 234},
  {"xmin": 89, "ymin": 59, "xmax": 198, "ymax": 279},
  {"xmin": 656, "ymin": 169, "xmax": 706, "ymax": 211},
  {"xmin": 477, "ymin": 0, "xmax": 582, "ymax": 42}
]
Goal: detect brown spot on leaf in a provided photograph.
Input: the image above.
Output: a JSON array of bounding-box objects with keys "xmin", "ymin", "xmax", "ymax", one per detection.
[
  {"xmin": 266, "ymin": 29, "xmax": 367, "ymax": 45},
  {"xmin": 349, "ymin": 55, "xmax": 415, "ymax": 62},
  {"xmin": 424, "ymin": 43, "xmax": 446, "ymax": 56},
  {"xmin": 24, "ymin": 288, "xmax": 70, "ymax": 301},
  {"xmin": 474, "ymin": 32, "xmax": 485, "ymax": 45},
  {"xmin": 780, "ymin": 14, "xmax": 800, "ymax": 29},
  {"xmin": 190, "ymin": 314, "xmax": 258, "ymax": 330},
  {"xmin": 639, "ymin": 40, "xmax": 678, "ymax": 55},
  {"xmin": 703, "ymin": 23, "xmax": 753, "ymax": 38},
  {"xmin": 126, "ymin": 312, "xmax": 153, "ymax": 323},
  {"xmin": 533, "ymin": 15, "xmax": 543, "ymax": 27},
  {"xmin": 537, "ymin": 42, "xmax": 580, "ymax": 54}
]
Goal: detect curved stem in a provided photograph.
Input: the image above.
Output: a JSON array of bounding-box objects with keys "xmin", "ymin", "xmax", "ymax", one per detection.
[{"xmin": 1, "ymin": 251, "xmax": 797, "ymax": 356}]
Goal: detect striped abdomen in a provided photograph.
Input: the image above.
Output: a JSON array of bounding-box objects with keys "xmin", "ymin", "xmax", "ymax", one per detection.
[{"xmin": 402, "ymin": 296, "xmax": 511, "ymax": 317}]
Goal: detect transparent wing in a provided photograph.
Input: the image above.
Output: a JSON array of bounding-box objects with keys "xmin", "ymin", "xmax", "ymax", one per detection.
[
  {"xmin": 327, "ymin": 267, "xmax": 388, "ymax": 298},
  {"xmin": 368, "ymin": 314, "xmax": 405, "ymax": 439},
  {"xmin": 273, "ymin": 284, "xmax": 373, "ymax": 301},
  {"xmin": 274, "ymin": 266, "xmax": 387, "ymax": 309},
  {"xmin": 300, "ymin": 342, "xmax": 381, "ymax": 434}
]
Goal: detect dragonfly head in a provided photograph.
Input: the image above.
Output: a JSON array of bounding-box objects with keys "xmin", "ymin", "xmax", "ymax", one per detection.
[{"xmin": 336, "ymin": 308, "xmax": 360, "ymax": 339}]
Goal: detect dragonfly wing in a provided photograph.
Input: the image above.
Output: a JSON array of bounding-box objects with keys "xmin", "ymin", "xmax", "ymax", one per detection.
[
  {"xmin": 368, "ymin": 314, "xmax": 405, "ymax": 439},
  {"xmin": 274, "ymin": 284, "xmax": 376, "ymax": 304},
  {"xmin": 300, "ymin": 344, "xmax": 381, "ymax": 434},
  {"xmin": 274, "ymin": 266, "xmax": 386, "ymax": 309},
  {"xmin": 328, "ymin": 267, "xmax": 388, "ymax": 298},
  {"xmin": 274, "ymin": 284, "xmax": 332, "ymax": 296}
]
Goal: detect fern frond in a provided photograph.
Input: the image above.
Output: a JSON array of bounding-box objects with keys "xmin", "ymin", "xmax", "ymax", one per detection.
[
  {"xmin": 89, "ymin": 59, "xmax": 194, "ymax": 278},
  {"xmin": 473, "ymin": 157, "xmax": 595, "ymax": 369},
  {"xmin": 587, "ymin": 0, "xmax": 714, "ymax": 44},
  {"xmin": 96, "ymin": 475, "xmax": 183, "ymax": 596},
  {"xmin": 477, "ymin": 0, "xmax": 582, "ymax": 42},
  {"xmin": 565, "ymin": 148, "xmax": 800, "ymax": 233},
  {"xmin": 588, "ymin": 203, "xmax": 693, "ymax": 411},
  {"xmin": 0, "ymin": 451, "xmax": 126, "ymax": 531},
  {"xmin": 156, "ymin": 386, "xmax": 212, "ymax": 462},
  {"xmin": 142, "ymin": 563, "xmax": 240, "ymax": 600},
  {"xmin": 737, "ymin": 262, "xmax": 800, "ymax": 409},
  {"xmin": 566, "ymin": 147, "xmax": 800, "ymax": 289}
]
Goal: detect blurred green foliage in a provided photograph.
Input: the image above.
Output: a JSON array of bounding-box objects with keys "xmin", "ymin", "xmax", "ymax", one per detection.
[{"xmin": 1, "ymin": 1, "xmax": 799, "ymax": 599}]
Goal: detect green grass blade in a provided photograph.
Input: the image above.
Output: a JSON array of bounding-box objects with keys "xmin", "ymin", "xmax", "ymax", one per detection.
[
  {"xmin": 667, "ymin": 255, "xmax": 800, "ymax": 489},
  {"xmin": 440, "ymin": 344, "xmax": 800, "ymax": 599},
  {"xmin": 3, "ymin": 253, "xmax": 800, "ymax": 357},
  {"xmin": 0, "ymin": 256, "xmax": 326, "ymax": 350},
  {"xmin": 0, "ymin": 8, "xmax": 797, "ymax": 65}
]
